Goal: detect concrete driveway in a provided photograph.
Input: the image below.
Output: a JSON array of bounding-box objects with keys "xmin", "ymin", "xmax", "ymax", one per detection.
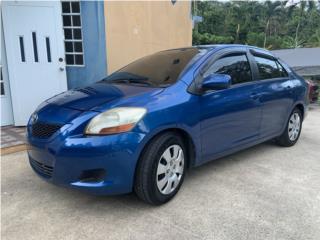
[{"xmin": 2, "ymin": 106, "xmax": 320, "ymax": 240}]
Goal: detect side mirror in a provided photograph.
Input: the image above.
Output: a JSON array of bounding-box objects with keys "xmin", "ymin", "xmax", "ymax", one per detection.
[{"xmin": 201, "ymin": 73, "xmax": 231, "ymax": 90}]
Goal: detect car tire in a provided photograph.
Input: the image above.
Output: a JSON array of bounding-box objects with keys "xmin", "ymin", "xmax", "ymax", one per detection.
[
  {"xmin": 276, "ymin": 108, "xmax": 302, "ymax": 147},
  {"xmin": 134, "ymin": 132, "xmax": 187, "ymax": 205}
]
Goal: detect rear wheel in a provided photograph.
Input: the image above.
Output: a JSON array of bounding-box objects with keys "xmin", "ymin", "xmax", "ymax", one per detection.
[
  {"xmin": 276, "ymin": 108, "xmax": 302, "ymax": 147},
  {"xmin": 134, "ymin": 132, "xmax": 186, "ymax": 205}
]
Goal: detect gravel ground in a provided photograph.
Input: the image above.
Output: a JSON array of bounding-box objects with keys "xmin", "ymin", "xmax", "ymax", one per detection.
[{"xmin": 2, "ymin": 106, "xmax": 320, "ymax": 240}]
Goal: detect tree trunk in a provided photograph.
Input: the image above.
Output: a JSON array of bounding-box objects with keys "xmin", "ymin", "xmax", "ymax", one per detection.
[
  {"xmin": 264, "ymin": 19, "xmax": 270, "ymax": 48},
  {"xmin": 295, "ymin": 20, "xmax": 301, "ymax": 48},
  {"xmin": 235, "ymin": 23, "xmax": 240, "ymax": 43}
]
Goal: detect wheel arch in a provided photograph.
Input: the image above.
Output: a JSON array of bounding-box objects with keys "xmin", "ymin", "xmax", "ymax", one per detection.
[{"xmin": 138, "ymin": 127, "xmax": 197, "ymax": 170}]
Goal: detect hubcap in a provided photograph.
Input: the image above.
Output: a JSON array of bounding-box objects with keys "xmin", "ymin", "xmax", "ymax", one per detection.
[
  {"xmin": 156, "ymin": 145, "xmax": 184, "ymax": 195},
  {"xmin": 288, "ymin": 112, "xmax": 301, "ymax": 141}
]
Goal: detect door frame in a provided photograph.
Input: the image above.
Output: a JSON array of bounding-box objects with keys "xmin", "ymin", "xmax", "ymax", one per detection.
[
  {"xmin": 2, "ymin": 1, "xmax": 67, "ymax": 126},
  {"xmin": 0, "ymin": 6, "xmax": 14, "ymax": 126}
]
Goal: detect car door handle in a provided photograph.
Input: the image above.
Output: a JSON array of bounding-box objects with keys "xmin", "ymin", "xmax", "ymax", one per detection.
[{"xmin": 250, "ymin": 93, "xmax": 260, "ymax": 100}]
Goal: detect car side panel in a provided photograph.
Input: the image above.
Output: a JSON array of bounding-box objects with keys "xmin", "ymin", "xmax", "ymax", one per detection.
[{"xmin": 199, "ymin": 82, "xmax": 262, "ymax": 163}]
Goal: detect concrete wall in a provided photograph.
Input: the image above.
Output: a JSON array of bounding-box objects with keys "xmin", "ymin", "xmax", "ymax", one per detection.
[{"xmin": 104, "ymin": 0, "xmax": 192, "ymax": 73}]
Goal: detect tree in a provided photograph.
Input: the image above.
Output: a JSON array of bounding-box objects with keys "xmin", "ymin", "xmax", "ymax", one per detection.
[{"xmin": 192, "ymin": 1, "xmax": 320, "ymax": 50}]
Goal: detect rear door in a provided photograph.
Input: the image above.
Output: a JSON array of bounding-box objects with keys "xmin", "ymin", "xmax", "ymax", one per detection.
[
  {"xmin": 199, "ymin": 49, "xmax": 262, "ymax": 162},
  {"xmin": 249, "ymin": 51, "xmax": 294, "ymax": 138}
]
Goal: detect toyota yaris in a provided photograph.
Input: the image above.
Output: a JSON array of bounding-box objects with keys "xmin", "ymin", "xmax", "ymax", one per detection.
[{"xmin": 27, "ymin": 45, "xmax": 308, "ymax": 205}]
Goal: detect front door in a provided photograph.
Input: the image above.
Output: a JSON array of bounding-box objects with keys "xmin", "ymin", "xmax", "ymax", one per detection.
[
  {"xmin": 2, "ymin": 1, "xmax": 67, "ymax": 126},
  {"xmin": 199, "ymin": 52, "xmax": 262, "ymax": 162}
]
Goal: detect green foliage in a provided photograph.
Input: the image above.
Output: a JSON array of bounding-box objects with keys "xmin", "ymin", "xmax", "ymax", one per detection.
[
  {"xmin": 308, "ymin": 29, "xmax": 320, "ymax": 47},
  {"xmin": 192, "ymin": 1, "xmax": 320, "ymax": 49},
  {"xmin": 246, "ymin": 32, "xmax": 265, "ymax": 47},
  {"xmin": 193, "ymin": 31, "xmax": 234, "ymax": 45}
]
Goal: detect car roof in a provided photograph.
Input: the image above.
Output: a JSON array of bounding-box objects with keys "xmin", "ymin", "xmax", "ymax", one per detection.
[
  {"xmin": 195, "ymin": 44, "xmax": 274, "ymax": 55},
  {"xmin": 159, "ymin": 44, "xmax": 276, "ymax": 60}
]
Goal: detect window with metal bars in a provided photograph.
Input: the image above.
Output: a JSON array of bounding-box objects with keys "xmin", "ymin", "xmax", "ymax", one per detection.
[{"xmin": 61, "ymin": 0, "xmax": 84, "ymax": 66}]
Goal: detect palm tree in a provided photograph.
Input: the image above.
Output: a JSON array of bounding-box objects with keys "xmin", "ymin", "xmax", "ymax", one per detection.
[
  {"xmin": 286, "ymin": 0, "xmax": 317, "ymax": 48},
  {"xmin": 263, "ymin": 1, "xmax": 283, "ymax": 48}
]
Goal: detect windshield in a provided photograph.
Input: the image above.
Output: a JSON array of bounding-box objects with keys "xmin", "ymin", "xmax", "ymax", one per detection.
[{"xmin": 103, "ymin": 48, "xmax": 205, "ymax": 87}]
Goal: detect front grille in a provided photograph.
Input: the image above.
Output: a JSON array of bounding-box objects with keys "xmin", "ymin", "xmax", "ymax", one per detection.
[
  {"xmin": 31, "ymin": 122, "xmax": 62, "ymax": 138},
  {"xmin": 29, "ymin": 158, "xmax": 53, "ymax": 178}
]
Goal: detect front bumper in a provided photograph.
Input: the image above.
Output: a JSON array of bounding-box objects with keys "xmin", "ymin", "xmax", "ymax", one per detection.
[{"xmin": 27, "ymin": 122, "xmax": 146, "ymax": 195}]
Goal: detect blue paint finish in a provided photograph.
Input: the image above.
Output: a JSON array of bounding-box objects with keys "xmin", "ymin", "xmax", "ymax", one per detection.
[
  {"xmin": 254, "ymin": 78, "xmax": 294, "ymax": 138},
  {"xmin": 46, "ymin": 83, "xmax": 163, "ymax": 111},
  {"xmin": 66, "ymin": 1, "xmax": 107, "ymax": 89},
  {"xmin": 27, "ymin": 45, "xmax": 308, "ymax": 195},
  {"xmin": 199, "ymin": 82, "xmax": 262, "ymax": 162}
]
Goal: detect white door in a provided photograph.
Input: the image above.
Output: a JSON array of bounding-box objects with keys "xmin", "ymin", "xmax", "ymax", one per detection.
[
  {"xmin": 1, "ymin": 8, "xmax": 14, "ymax": 126},
  {"xmin": 2, "ymin": 1, "xmax": 67, "ymax": 126}
]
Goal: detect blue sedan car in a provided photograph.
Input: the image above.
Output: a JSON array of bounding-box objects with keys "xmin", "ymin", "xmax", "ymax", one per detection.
[{"xmin": 27, "ymin": 45, "xmax": 308, "ymax": 205}]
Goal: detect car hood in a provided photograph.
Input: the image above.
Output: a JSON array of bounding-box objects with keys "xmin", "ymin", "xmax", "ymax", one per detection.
[{"xmin": 46, "ymin": 82, "xmax": 164, "ymax": 111}]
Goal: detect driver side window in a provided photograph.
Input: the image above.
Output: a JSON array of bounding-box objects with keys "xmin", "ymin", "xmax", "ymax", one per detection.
[{"xmin": 203, "ymin": 54, "xmax": 252, "ymax": 85}]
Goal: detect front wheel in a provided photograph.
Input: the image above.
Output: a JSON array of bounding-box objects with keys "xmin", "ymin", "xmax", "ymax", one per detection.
[
  {"xmin": 276, "ymin": 108, "xmax": 302, "ymax": 147},
  {"xmin": 134, "ymin": 132, "xmax": 186, "ymax": 205}
]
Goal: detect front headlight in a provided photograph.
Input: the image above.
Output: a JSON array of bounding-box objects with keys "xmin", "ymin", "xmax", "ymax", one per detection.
[{"xmin": 85, "ymin": 107, "xmax": 147, "ymax": 135}]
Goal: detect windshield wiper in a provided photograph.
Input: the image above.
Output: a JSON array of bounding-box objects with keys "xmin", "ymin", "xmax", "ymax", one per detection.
[
  {"xmin": 104, "ymin": 72, "xmax": 148, "ymax": 81},
  {"xmin": 109, "ymin": 78, "xmax": 155, "ymax": 87},
  {"xmin": 102, "ymin": 72, "xmax": 155, "ymax": 86}
]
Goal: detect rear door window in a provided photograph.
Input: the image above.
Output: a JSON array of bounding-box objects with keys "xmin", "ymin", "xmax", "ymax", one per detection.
[
  {"xmin": 203, "ymin": 54, "xmax": 252, "ymax": 85},
  {"xmin": 254, "ymin": 56, "xmax": 288, "ymax": 80}
]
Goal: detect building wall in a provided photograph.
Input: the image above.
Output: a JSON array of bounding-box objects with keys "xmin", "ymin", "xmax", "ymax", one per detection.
[
  {"xmin": 66, "ymin": 1, "xmax": 107, "ymax": 89},
  {"xmin": 272, "ymin": 48, "xmax": 320, "ymax": 68},
  {"xmin": 104, "ymin": 0, "xmax": 192, "ymax": 73}
]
